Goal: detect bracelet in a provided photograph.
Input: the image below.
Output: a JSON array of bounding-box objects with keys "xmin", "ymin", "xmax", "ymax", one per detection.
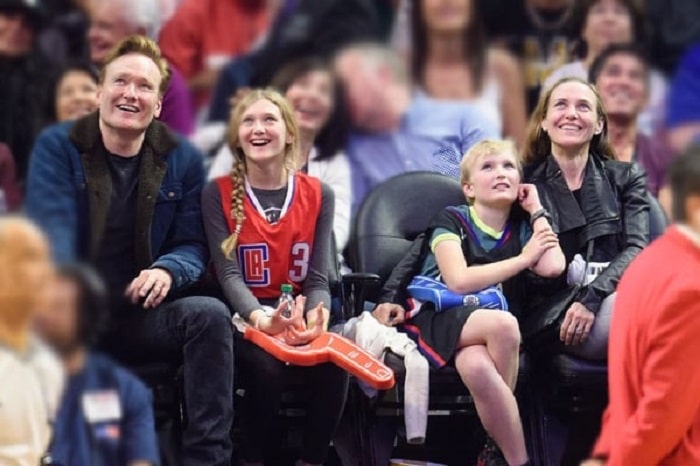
[{"xmin": 529, "ymin": 208, "xmax": 551, "ymax": 227}]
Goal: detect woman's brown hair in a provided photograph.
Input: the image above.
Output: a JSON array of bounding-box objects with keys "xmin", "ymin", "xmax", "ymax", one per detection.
[
  {"xmin": 521, "ymin": 77, "xmax": 616, "ymax": 165},
  {"xmin": 220, "ymin": 89, "xmax": 300, "ymax": 259}
]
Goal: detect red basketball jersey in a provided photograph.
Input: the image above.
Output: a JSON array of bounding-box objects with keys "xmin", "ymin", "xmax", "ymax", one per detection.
[{"xmin": 216, "ymin": 173, "xmax": 322, "ymax": 299}]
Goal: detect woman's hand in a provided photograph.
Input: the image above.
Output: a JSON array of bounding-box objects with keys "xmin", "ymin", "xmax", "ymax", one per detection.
[{"xmin": 560, "ymin": 302, "xmax": 596, "ymax": 346}]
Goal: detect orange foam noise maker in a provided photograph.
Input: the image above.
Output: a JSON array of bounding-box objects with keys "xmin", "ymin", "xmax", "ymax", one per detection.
[{"xmin": 243, "ymin": 326, "xmax": 396, "ymax": 390}]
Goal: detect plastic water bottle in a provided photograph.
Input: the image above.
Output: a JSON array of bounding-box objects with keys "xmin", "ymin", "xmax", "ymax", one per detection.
[{"xmin": 277, "ymin": 283, "xmax": 294, "ymax": 318}]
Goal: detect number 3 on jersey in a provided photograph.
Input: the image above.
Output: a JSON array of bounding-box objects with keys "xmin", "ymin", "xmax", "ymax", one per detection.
[{"xmin": 289, "ymin": 242, "xmax": 310, "ymax": 282}]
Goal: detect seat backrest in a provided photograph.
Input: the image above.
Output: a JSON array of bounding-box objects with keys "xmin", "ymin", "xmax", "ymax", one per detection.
[
  {"xmin": 348, "ymin": 171, "xmax": 465, "ymax": 302},
  {"xmin": 648, "ymin": 193, "xmax": 669, "ymax": 241}
]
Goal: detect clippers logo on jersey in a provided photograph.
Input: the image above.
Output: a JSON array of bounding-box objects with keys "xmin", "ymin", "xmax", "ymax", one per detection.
[{"xmin": 239, "ymin": 243, "xmax": 270, "ymax": 286}]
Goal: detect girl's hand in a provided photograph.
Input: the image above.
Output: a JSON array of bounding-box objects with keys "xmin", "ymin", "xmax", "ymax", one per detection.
[
  {"xmin": 284, "ymin": 303, "xmax": 325, "ymax": 346},
  {"xmin": 258, "ymin": 296, "xmax": 305, "ymax": 335}
]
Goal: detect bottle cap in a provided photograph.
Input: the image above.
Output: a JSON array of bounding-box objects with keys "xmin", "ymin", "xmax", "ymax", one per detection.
[{"xmin": 280, "ymin": 283, "xmax": 293, "ymax": 293}]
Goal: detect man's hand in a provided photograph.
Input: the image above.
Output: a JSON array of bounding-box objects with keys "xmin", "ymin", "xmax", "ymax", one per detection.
[
  {"xmin": 372, "ymin": 303, "xmax": 406, "ymax": 326},
  {"xmin": 125, "ymin": 268, "xmax": 173, "ymax": 309}
]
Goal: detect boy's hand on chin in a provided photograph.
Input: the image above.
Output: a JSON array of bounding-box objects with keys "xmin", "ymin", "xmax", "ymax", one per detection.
[{"xmin": 518, "ymin": 183, "xmax": 542, "ymax": 214}]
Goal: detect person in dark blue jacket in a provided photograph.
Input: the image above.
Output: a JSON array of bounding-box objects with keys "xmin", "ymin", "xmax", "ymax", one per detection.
[
  {"xmin": 25, "ymin": 35, "xmax": 234, "ymax": 466},
  {"xmin": 37, "ymin": 264, "xmax": 159, "ymax": 466}
]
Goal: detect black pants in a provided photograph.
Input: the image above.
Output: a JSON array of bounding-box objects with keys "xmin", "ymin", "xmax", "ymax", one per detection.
[
  {"xmin": 235, "ymin": 332, "xmax": 349, "ymax": 464},
  {"xmin": 100, "ymin": 296, "xmax": 235, "ymax": 466}
]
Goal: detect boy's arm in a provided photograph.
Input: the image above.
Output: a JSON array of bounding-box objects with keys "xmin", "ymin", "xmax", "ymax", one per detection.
[
  {"xmin": 434, "ymin": 237, "xmax": 531, "ymax": 295},
  {"xmin": 529, "ymin": 216, "xmax": 566, "ymax": 278},
  {"xmin": 518, "ymin": 184, "xmax": 565, "ymax": 278}
]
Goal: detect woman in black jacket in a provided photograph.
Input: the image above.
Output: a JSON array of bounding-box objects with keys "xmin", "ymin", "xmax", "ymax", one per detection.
[{"xmin": 522, "ymin": 76, "xmax": 650, "ymax": 360}]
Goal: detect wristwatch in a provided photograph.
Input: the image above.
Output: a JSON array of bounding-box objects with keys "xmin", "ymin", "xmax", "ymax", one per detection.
[{"xmin": 529, "ymin": 208, "xmax": 552, "ymax": 227}]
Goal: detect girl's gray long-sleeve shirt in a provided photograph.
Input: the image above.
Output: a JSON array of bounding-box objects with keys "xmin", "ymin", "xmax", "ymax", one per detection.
[{"xmin": 201, "ymin": 179, "xmax": 335, "ymax": 320}]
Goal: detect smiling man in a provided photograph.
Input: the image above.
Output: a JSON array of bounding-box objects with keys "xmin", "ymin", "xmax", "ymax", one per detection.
[
  {"xmin": 589, "ymin": 43, "xmax": 675, "ymax": 197},
  {"xmin": 24, "ymin": 35, "xmax": 234, "ymax": 466}
]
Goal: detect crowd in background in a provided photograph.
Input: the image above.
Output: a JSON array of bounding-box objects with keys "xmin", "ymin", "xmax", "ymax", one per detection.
[
  {"xmin": 2, "ymin": 0, "xmax": 700, "ymax": 207},
  {"xmin": 3, "ymin": 0, "xmax": 700, "ymax": 465}
]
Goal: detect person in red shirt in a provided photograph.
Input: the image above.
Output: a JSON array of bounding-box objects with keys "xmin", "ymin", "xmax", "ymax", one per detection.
[
  {"xmin": 158, "ymin": 0, "xmax": 270, "ymax": 108},
  {"xmin": 583, "ymin": 146, "xmax": 700, "ymax": 466}
]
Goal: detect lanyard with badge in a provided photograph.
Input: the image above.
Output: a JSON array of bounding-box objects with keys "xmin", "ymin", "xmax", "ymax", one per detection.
[{"xmin": 40, "ymin": 389, "xmax": 122, "ymax": 466}]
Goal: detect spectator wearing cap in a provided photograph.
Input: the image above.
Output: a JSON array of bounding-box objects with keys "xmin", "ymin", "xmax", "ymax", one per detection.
[{"xmin": 0, "ymin": 0, "xmax": 56, "ymax": 184}]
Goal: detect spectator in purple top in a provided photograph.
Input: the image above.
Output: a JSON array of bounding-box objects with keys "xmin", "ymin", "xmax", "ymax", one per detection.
[
  {"xmin": 589, "ymin": 43, "xmax": 676, "ymax": 198},
  {"xmin": 86, "ymin": 0, "xmax": 194, "ymax": 135}
]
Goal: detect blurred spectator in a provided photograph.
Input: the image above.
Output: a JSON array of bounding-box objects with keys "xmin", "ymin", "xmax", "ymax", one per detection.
[
  {"xmin": 208, "ymin": 58, "xmax": 352, "ymax": 253},
  {"xmin": 50, "ymin": 62, "xmax": 98, "ymax": 122},
  {"xmin": 0, "ymin": 142, "xmax": 22, "ymax": 211},
  {"xmin": 37, "ymin": 264, "xmax": 159, "ymax": 466},
  {"xmin": 37, "ymin": 0, "xmax": 90, "ymax": 66},
  {"xmin": 589, "ymin": 43, "xmax": 675, "ymax": 197},
  {"xmin": 207, "ymin": 0, "xmax": 382, "ymax": 123},
  {"xmin": 87, "ymin": 0, "xmax": 194, "ymax": 135},
  {"xmin": 543, "ymin": 0, "xmax": 666, "ymax": 136},
  {"xmin": 0, "ymin": 216, "xmax": 64, "ymax": 466},
  {"xmin": 334, "ymin": 42, "xmax": 498, "ymax": 212},
  {"xmin": 158, "ymin": 0, "xmax": 271, "ymax": 109},
  {"xmin": 25, "ymin": 36, "xmax": 233, "ymax": 466},
  {"xmin": 478, "ymin": 0, "xmax": 577, "ymax": 112},
  {"xmin": 0, "ymin": 0, "xmax": 56, "ymax": 183},
  {"xmin": 666, "ymin": 43, "xmax": 700, "ymax": 155},
  {"xmin": 158, "ymin": 0, "xmax": 180, "ymax": 24},
  {"xmin": 646, "ymin": 0, "xmax": 700, "ymax": 77},
  {"xmin": 403, "ymin": 0, "xmax": 527, "ymax": 146},
  {"xmin": 585, "ymin": 148, "xmax": 700, "ymax": 466}
]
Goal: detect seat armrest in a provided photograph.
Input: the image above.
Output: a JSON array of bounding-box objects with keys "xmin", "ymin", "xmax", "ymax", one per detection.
[
  {"xmin": 341, "ymin": 273, "xmax": 381, "ymax": 318},
  {"xmin": 342, "ymin": 272, "xmax": 381, "ymax": 285}
]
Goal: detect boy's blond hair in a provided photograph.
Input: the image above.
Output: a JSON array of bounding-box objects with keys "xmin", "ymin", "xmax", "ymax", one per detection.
[{"xmin": 460, "ymin": 139, "xmax": 521, "ymax": 185}]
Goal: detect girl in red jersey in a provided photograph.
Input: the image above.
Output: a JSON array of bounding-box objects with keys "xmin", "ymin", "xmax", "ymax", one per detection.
[{"xmin": 202, "ymin": 88, "xmax": 347, "ymax": 466}]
